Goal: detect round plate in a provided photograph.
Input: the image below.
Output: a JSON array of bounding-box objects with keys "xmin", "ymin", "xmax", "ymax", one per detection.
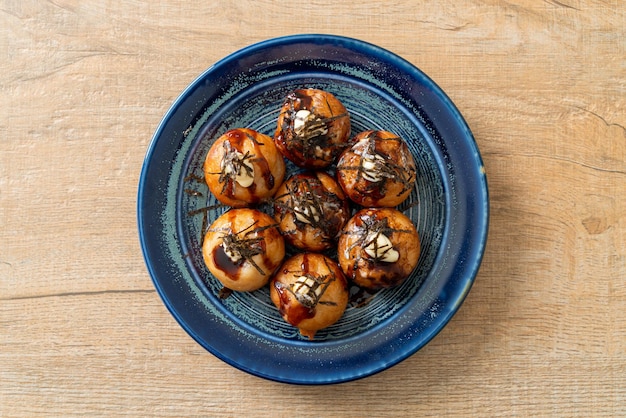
[{"xmin": 137, "ymin": 34, "xmax": 488, "ymax": 384}]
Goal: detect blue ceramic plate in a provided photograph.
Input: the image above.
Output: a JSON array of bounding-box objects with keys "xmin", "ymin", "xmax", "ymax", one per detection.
[{"xmin": 138, "ymin": 34, "xmax": 488, "ymax": 384}]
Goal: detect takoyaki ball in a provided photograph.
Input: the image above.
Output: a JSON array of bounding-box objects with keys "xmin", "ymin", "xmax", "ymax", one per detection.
[
  {"xmin": 274, "ymin": 88, "xmax": 351, "ymax": 169},
  {"xmin": 270, "ymin": 253, "xmax": 349, "ymax": 340},
  {"xmin": 204, "ymin": 128, "xmax": 286, "ymax": 207},
  {"xmin": 273, "ymin": 171, "xmax": 350, "ymax": 252},
  {"xmin": 338, "ymin": 208, "xmax": 420, "ymax": 290},
  {"xmin": 336, "ymin": 130, "xmax": 416, "ymax": 207},
  {"xmin": 202, "ymin": 208, "xmax": 285, "ymax": 292}
]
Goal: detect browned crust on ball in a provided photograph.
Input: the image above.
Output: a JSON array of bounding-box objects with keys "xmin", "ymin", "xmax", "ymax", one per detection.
[
  {"xmin": 270, "ymin": 253, "xmax": 349, "ymax": 339},
  {"xmin": 204, "ymin": 128, "xmax": 286, "ymax": 207},
  {"xmin": 337, "ymin": 130, "xmax": 416, "ymax": 207},
  {"xmin": 338, "ymin": 207, "xmax": 420, "ymax": 289},
  {"xmin": 273, "ymin": 171, "xmax": 350, "ymax": 252},
  {"xmin": 273, "ymin": 89, "xmax": 351, "ymax": 169},
  {"xmin": 202, "ymin": 208, "xmax": 285, "ymax": 292}
]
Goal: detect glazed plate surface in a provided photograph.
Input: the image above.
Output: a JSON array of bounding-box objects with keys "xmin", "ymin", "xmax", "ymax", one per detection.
[{"xmin": 137, "ymin": 34, "xmax": 489, "ymax": 384}]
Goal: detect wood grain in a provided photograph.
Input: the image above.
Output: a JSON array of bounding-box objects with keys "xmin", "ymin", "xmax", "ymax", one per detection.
[{"xmin": 1, "ymin": 0, "xmax": 625, "ymax": 416}]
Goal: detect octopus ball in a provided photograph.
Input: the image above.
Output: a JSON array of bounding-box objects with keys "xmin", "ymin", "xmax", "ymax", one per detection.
[
  {"xmin": 270, "ymin": 253, "xmax": 349, "ymax": 340},
  {"xmin": 273, "ymin": 171, "xmax": 351, "ymax": 252},
  {"xmin": 204, "ymin": 128, "xmax": 286, "ymax": 207},
  {"xmin": 274, "ymin": 88, "xmax": 351, "ymax": 169},
  {"xmin": 202, "ymin": 208, "xmax": 285, "ymax": 292},
  {"xmin": 338, "ymin": 207, "xmax": 420, "ymax": 290},
  {"xmin": 337, "ymin": 130, "xmax": 416, "ymax": 207}
]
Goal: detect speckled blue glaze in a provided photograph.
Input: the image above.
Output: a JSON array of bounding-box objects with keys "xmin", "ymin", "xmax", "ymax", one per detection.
[{"xmin": 137, "ymin": 34, "xmax": 489, "ymax": 384}]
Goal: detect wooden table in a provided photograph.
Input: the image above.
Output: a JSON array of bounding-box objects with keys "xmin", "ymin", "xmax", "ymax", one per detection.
[{"xmin": 2, "ymin": 1, "xmax": 624, "ymax": 416}]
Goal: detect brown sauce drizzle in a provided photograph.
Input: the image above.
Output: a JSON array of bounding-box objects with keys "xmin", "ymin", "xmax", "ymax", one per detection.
[
  {"xmin": 212, "ymin": 244, "xmax": 244, "ymax": 281},
  {"xmin": 184, "ymin": 189, "xmax": 203, "ymax": 197},
  {"xmin": 218, "ymin": 287, "xmax": 233, "ymax": 299},
  {"xmin": 184, "ymin": 172, "xmax": 223, "ymax": 238},
  {"xmin": 210, "ymin": 212, "xmax": 277, "ymax": 277},
  {"xmin": 348, "ymin": 284, "xmax": 378, "ymax": 308},
  {"xmin": 274, "ymin": 280, "xmax": 315, "ymax": 326},
  {"xmin": 184, "ymin": 173, "xmax": 205, "ymax": 183}
]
